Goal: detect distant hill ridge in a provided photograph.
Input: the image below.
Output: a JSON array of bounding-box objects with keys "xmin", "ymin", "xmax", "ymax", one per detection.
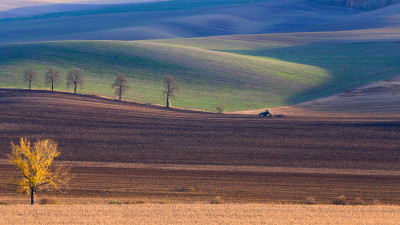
[{"xmin": 310, "ymin": 0, "xmax": 400, "ymax": 10}]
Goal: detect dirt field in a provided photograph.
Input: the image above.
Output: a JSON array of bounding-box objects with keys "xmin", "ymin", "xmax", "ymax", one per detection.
[
  {"xmin": 0, "ymin": 89, "xmax": 399, "ymax": 204},
  {"xmin": 236, "ymin": 77, "xmax": 400, "ymax": 117},
  {"xmin": 290, "ymin": 77, "xmax": 400, "ymax": 114},
  {"xmin": 1, "ymin": 159, "xmax": 399, "ymax": 205},
  {"xmin": 0, "ymin": 204, "xmax": 399, "ymax": 225}
]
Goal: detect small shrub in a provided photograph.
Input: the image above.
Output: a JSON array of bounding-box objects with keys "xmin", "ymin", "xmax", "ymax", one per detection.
[
  {"xmin": 39, "ymin": 198, "xmax": 58, "ymax": 205},
  {"xmin": 185, "ymin": 198, "xmax": 195, "ymax": 204},
  {"xmin": 0, "ymin": 202, "xmax": 8, "ymax": 205},
  {"xmin": 372, "ymin": 199, "xmax": 381, "ymax": 205},
  {"xmin": 109, "ymin": 200, "xmax": 122, "ymax": 205},
  {"xmin": 332, "ymin": 195, "xmax": 346, "ymax": 205},
  {"xmin": 135, "ymin": 200, "xmax": 149, "ymax": 204},
  {"xmin": 210, "ymin": 196, "xmax": 224, "ymax": 204},
  {"xmin": 160, "ymin": 200, "xmax": 168, "ymax": 204},
  {"xmin": 352, "ymin": 197, "xmax": 365, "ymax": 205},
  {"xmin": 175, "ymin": 187, "xmax": 196, "ymax": 192},
  {"xmin": 304, "ymin": 197, "xmax": 316, "ymax": 205}
]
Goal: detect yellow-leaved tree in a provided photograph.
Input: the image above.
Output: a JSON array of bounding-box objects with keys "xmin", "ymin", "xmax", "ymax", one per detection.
[{"xmin": 8, "ymin": 138, "xmax": 69, "ymax": 205}]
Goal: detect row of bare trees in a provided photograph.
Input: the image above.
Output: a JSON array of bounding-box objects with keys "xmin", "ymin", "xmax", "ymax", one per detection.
[
  {"xmin": 23, "ymin": 67, "xmax": 179, "ymax": 108},
  {"xmin": 111, "ymin": 74, "xmax": 179, "ymax": 108},
  {"xmin": 24, "ymin": 67, "xmax": 83, "ymax": 93}
]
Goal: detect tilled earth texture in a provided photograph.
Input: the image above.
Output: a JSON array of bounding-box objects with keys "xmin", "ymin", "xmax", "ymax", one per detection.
[{"xmin": 0, "ymin": 89, "xmax": 399, "ymax": 204}]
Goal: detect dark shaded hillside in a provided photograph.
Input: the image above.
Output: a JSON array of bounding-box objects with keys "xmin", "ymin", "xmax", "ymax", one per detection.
[
  {"xmin": 0, "ymin": 0, "xmax": 358, "ymax": 44},
  {"xmin": 310, "ymin": 0, "xmax": 400, "ymax": 10},
  {"xmin": 1, "ymin": 0, "xmax": 400, "ymax": 44},
  {"xmin": 0, "ymin": 3, "xmax": 113, "ymax": 19},
  {"xmin": 0, "ymin": 0, "xmax": 160, "ymax": 18}
]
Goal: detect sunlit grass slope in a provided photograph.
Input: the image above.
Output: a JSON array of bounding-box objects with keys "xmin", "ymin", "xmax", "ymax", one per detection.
[
  {"xmin": 1, "ymin": 36, "xmax": 399, "ymax": 111},
  {"xmin": 0, "ymin": 40, "xmax": 331, "ymax": 111},
  {"xmin": 155, "ymin": 37, "xmax": 400, "ymax": 103}
]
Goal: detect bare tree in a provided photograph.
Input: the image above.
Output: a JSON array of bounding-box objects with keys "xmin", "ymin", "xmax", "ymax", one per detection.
[
  {"xmin": 23, "ymin": 67, "xmax": 38, "ymax": 90},
  {"xmin": 45, "ymin": 67, "xmax": 61, "ymax": 91},
  {"xmin": 216, "ymin": 105, "xmax": 226, "ymax": 114},
  {"xmin": 8, "ymin": 138, "xmax": 69, "ymax": 205},
  {"xmin": 67, "ymin": 68, "xmax": 84, "ymax": 94},
  {"xmin": 112, "ymin": 75, "xmax": 129, "ymax": 101},
  {"xmin": 163, "ymin": 75, "xmax": 179, "ymax": 108}
]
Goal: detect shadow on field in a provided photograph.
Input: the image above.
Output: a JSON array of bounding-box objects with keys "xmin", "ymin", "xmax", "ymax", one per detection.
[
  {"xmin": 225, "ymin": 42, "xmax": 400, "ymax": 104},
  {"xmin": 0, "ymin": 0, "xmax": 359, "ymax": 44}
]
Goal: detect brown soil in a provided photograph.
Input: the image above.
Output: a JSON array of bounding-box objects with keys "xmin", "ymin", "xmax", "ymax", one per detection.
[
  {"xmin": 236, "ymin": 78, "xmax": 400, "ymax": 117},
  {"xmin": 292, "ymin": 78, "xmax": 400, "ymax": 114},
  {"xmin": 1, "ymin": 161, "xmax": 399, "ymax": 205},
  {"xmin": 0, "ymin": 89, "xmax": 399, "ymax": 204}
]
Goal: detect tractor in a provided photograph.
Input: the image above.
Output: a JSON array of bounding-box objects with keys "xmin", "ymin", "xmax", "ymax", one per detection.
[
  {"xmin": 258, "ymin": 109, "xmax": 287, "ymax": 118},
  {"xmin": 258, "ymin": 109, "xmax": 272, "ymax": 117}
]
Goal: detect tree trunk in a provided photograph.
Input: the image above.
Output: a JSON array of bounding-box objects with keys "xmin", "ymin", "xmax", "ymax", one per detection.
[
  {"xmin": 51, "ymin": 81, "xmax": 54, "ymax": 91},
  {"xmin": 166, "ymin": 95, "xmax": 170, "ymax": 108},
  {"xmin": 74, "ymin": 82, "xmax": 77, "ymax": 93},
  {"xmin": 166, "ymin": 85, "xmax": 170, "ymax": 108},
  {"xmin": 30, "ymin": 187, "xmax": 34, "ymax": 205},
  {"xmin": 29, "ymin": 79, "xmax": 32, "ymax": 90},
  {"xmin": 119, "ymin": 87, "xmax": 122, "ymax": 100}
]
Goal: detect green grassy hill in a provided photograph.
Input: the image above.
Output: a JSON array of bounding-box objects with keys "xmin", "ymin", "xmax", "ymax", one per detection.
[
  {"xmin": 1, "ymin": 35, "xmax": 399, "ymax": 112},
  {"xmin": 156, "ymin": 35, "xmax": 400, "ymax": 104}
]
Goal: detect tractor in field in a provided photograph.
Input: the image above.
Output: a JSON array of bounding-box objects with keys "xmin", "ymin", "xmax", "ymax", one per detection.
[
  {"xmin": 258, "ymin": 109, "xmax": 287, "ymax": 118},
  {"xmin": 258, "ymin": 109, "xmax": 272, "ymax": 117}
]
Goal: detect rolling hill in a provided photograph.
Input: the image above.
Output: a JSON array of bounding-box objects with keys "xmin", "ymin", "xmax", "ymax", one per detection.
[
  {"xmin": 1, "ymin": 0, "xmax": 400, "ymax": 45},
  {"xmin": 0, "ymin": 0, "xmax": 162, "ymax": 18},
  {"xmin": 1, "ymin": 30, "xmax": 400, "ymax": 111},
  {"xmin": 1, "ymin": 89, "xmax": 399, "ymax": 169},
  {"xmin": 0, "ymin": 89, "xmax": 399, "ymax": 204},
  {"xmin": 1, "ymin": 0, "xmax": 400, "ymax": 206},
  {"xmin": 238, "ymin": 77, "xmax": 400, "ymax": 116},
  {"xmin": 270, "ymin": 77, "xmax": 400, "ymax": 116},
  {"xmin": 0, "ymin": 40, "xmax": 331, "ymax": 111},
  {"xmin": 0, "ymin": 0, "xmax": 360, "ymax": 44},
  {"xmin": 310, "ymin": 0, "xmax": 400, "ymax": 10},
  {"xmin": 1, "ymin": 0, "xmax": 400, "ymax": 112},
  {"xmin": 2, "ymin": 89, "xmax": 399, "ymax": 169}
]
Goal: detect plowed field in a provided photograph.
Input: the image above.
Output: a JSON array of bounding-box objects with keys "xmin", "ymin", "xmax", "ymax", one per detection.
[{"xmin": 0, "ymin": 89, "xmax": 399, "ymax": 204}]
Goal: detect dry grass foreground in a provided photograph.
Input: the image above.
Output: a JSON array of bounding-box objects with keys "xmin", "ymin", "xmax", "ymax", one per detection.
[{"xmin": 0, "ymin": 204, "xmax": 399, "ymax": 225}]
